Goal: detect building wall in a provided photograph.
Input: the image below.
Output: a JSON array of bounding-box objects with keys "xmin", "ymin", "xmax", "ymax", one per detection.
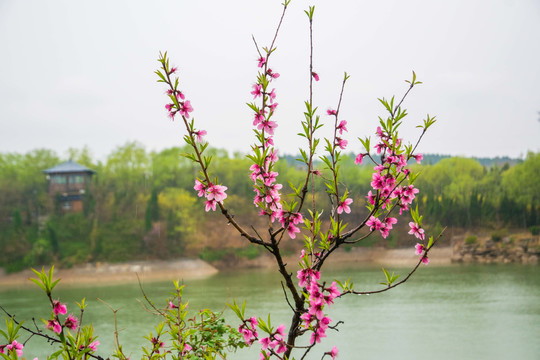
[{"xmin": 47, "ymin": 172, "xmax": 92, "ymax": 213}]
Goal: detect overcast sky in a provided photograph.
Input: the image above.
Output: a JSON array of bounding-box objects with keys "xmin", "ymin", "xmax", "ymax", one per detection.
[{"xmin": 1, "ymin": 0, "xmax": 539, "ymax": 161}]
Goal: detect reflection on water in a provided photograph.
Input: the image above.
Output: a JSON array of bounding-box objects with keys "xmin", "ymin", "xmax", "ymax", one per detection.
[{"xmin": 1, "ymin": 265, "xmax": 539, "ymax": 360}]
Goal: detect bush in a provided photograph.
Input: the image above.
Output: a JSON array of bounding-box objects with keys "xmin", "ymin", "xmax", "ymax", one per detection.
[
  {"xmin": 530, "ymin": 225, "xmax": 540, "ymax": 236},
  {"xmin": 491, "ymin": 229, "xmax": 507, "ymax": 242},
  {"xmin": 465, "ymin": 235, "xmax": 478, "ymax": 245}
]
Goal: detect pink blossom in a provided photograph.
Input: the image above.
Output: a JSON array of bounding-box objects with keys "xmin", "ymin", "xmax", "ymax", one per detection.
[
  {"xmin": 265, "ymin": 136, "xmax": 274, "ymax": 147},
  {"xmin": 259, "ymin": 337, "xmax": 271, "ymax": 350},
  {"xmin": 323, "ymin": 282, "xmax": 340, "ymax": 304},
  {"xmin": 329, "ymin": 346, "xmax": 339, "ymax": 359},
  {"xmin": 286, "ymin": 223, "xmax": 301, "ymax": 239},
  {"xmin": 205, "ymin": 199, "xmax": 217, "ymax": 212},
  {"xmin": 308, "ymin": 299, "xmax": 324, "ymax": 320},
  {"xmin": 6, "ymin": 341, "xmax": 24, "ymax": 357},
  {"xmin": 182, "ymin": 343, "xmax": 192, "ymax": 356},
  {"xmin": 337, "ymin": 198, "xmax": 353, "ymax": 214},
  {"xmin": 206, "ymin": 184, "xmax": 228, "ymax": 202},
  {"xmin": 355, "ymin": 154, "xmax": 364, "ymax": 165},
  {"xmin": 327, "ymin": 109, "xmax": 337, "ymax": 116},
  {"xmin": 194, "ymin": 179, "xmax": 206, "ymax": 197},
  {"xmin": 257, "ymin": 56, "xmax": 266, "ymax": 68},
  {"xmin": 46, "ymin": 319, "xmax": 62, "ymax": 334},
  {"xmin": 415, "ymin": 243, "xmax": 424, "ymax": 255},
  {"xmin": 336, "ymin": 120, "xmax": 348, "ymax": 134},
  {"xmin": 239, "ymin": 321, "xmax": 258, "ymax": 345},
  {"xmin": 336, "ymin": 138, "xmax": 347, "ymax": 150},
  {"xmin": 179, "ymin": 100, "xmax": 194, "ymax": 118},
  {"xmin": 169, "ymin": 67, "xmax": 177, "ymax": 74},
  {"xmin": 403, "ymin": 185, "xmax": 419, "ymax": 197},
  {"xmin": 275, "ymin": 324, "xmax": 286, "ymax": 337},
  {"xmin": 275, "ymin": 340, "xmax": 287, "ymax": 354},
  {"xmin": 268, "ymin": 102, "xmax": 278, "ymax": 112},
  {"xmin": 300, "ymin": 312, "xmax": 312, "ymax": 327},
  {"xmin": 311, "ymin": 72, "xmax": 320, "ymax": 81},
  {"xmin": 297, "ymin": 268, "xmax": 320, "ymax": 288},
  {"xmin": 379, "ymin": 225, "xmax": 390, "ymax": 239},
  {"xmin": 366, "ymin": 191, "xmax": 376, "ymax": 205},
  {"xmin": 366, "ymin": 216, "xmax": 382, "ymax": 231},
  {"xmin": 53, "ymin": 299, "xmax": 67, "ymax": 315},
  {"xmin": 384, "ymin": 217, "xmax": 398, "ymax": 229},
  {"xmin": 193, "ymin": 130, "xmax": 207, "ymax": 143},
  {"xmin": 253, "ymin": 110, "xmax": 265, "ymax": 126},
  {"xmin": 88, "ymin": 340, "xmax": 99, "ymax": 352},
  {"xmin": 399, "ymin": 203, "xmax": 409, "ymax": 215},
  {"xmin": 169, "ymin": 301, "xmax": 179, "ymax": 309},
  {"xmin": 371, "ymin": 172, "xmax": 385, "ymax": 190},
  {"xmin": 251, "ymin": 84, "xmax": 263, "ymax": 99},
  {"xmin": 310, "ymin": 325, "xmax": 327, "ymax": 344},
  {"xmin": 408, "ymin": 222, "xmax": 425, "ymax": 240},
  {"xmin": 175, "ymin": 90, "xmax": 185, "ymax": 100},
  {"xmin": 257, "ymin": 120, "xmax": 278, "ymax": 135},
  {"xmin": 290, "ymin": 212, "xmax": 303, "ymax": 225},
  {"xmin": 64, "ymin": 314, "xmax": 78, "ymax": 331},
  {"xmin": 268, "ymin": 89, "xmax": 276, "ymax": 103},
  {"xmin": 414, "ymin": 153, "xmax": 423, "ymax": 164},
  {"xmin": 421, "ymin": 256, "xmax": 430, "ymax": 265},
  {"xmin": 308, "ymin": 281, "xmax": 322, "ymax": 301},
  {"xmin": 267, "ymin": 68, "xmax": 280, "ymax": 78}
]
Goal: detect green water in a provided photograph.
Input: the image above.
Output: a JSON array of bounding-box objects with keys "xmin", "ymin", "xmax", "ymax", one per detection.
[{"xmin": 1, "ymin": 264, "xmax": 539, "ymax": 359}]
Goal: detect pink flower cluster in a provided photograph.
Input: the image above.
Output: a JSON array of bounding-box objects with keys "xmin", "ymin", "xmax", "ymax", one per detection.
[
  {"xmin": 251, "ymin": 151, "xmax": 281, "ymax": 213},
  {"xmin": 194, "ymin": 180, "xmax": 228, "ymax": 212},
  {"xmin": 79, "ymin": 339, "xmax": 100, "ymax": 352},
  {"xmin": 249, "ymin": 58, "xmax": 304, "ymax": 239},
  {"xmin": 239, "ymin": 317, "xmax": 258, "ymax": 345},
  {"xmin": 182, "ymin": 343, "xmax": 192, "ymax": 356},
  {"xmin": 297, "ymin": 267, "xmax": 340, "ymax": 346},
  {"xmin": 259, "ymin": 324, "xmax": 288, "ymax": 357},
  {"xmin": 165, "ymin": 85, "xmax": 194, "ymax": 120},
  {"xmin": 415, "ymin": 243, "xmax": 429, "ymax": 264},
  {"xmin": 366, "ymin": 215, "xmax": 398, "ymax": 239},
  {"xmin": 45, "ymin": 300, "xmax": 79, "ymax": 335},
  {"xmin": 0, "ymin": 341, "xmax": 23, "ymax": 357},
  {"xmin": 361, "ymin": 126, "xmax": 426, "ymax": 248},
  {"xmin": 327, "ymin": 109, "xmax": 348, "ymax": 151}
]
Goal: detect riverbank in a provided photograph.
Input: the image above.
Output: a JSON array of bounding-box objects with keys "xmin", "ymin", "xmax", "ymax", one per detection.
[
  {"xmin": 0, "ymin": 247, "xmax": 454, "ymax": 288},
  {"xmin": 0, "ymin": 259, "xmax": 219, "ymax": 288}
]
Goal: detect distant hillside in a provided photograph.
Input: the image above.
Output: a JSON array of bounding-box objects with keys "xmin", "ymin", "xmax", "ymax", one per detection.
[
  {"xmin": 417, "ymin": 154, "xmax": 521, "ymax": 167},
  {"xmin": 280, "ymin": 153, "xmax": 522, "ymax": 168}
]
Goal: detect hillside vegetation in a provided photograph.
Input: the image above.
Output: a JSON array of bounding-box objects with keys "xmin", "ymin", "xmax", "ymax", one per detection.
[{"xmin": 0, "ymin": 143, "xmax": 538, "ymax": 272}]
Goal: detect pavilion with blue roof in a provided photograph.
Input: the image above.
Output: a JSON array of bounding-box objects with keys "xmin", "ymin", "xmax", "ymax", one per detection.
[{"xmin": 43, "ymin": 160, "xmax": 95, "ymax": 212}]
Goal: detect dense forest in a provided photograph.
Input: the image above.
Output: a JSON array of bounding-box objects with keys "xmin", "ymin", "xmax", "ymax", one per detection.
[{"xmin": 0, "ymin": 143, "xmax": 538, "ymax": 272}]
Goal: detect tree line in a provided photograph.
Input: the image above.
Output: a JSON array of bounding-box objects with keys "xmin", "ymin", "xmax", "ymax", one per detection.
[{"xmin": 0, "ymin": 142, "xmax": 538, "ymax": 272}]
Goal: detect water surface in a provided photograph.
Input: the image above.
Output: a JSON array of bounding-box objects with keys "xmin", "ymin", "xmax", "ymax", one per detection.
[{"xmin": 1, "ymin": 264, "xmax": 539, "ymax": 359}]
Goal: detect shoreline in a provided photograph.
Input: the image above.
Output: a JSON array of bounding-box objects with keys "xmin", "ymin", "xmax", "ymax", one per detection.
[
  {"xmin": 0, "ymin": 247, "xmax": 453, "ymax": 289},
  {"xmin": 0, "ymin": 259, "xmax": 219, "ymax": 289}
]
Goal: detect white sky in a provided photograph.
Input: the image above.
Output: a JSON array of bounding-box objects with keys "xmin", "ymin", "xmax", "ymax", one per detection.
[{"xmin": 1, "ymin": 0, "xmax": 539, "ymax": 161}]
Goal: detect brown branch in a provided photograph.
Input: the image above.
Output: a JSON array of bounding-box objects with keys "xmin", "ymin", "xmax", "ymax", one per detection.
[{"xmin": 339, "ymin": 227, "xmax": 446, "ymax": 297}]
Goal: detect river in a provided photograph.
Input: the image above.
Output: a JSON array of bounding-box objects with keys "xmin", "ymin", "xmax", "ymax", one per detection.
[{"xmin": 1, "ymin": 264, "xmax": 539, "ymax": 359}]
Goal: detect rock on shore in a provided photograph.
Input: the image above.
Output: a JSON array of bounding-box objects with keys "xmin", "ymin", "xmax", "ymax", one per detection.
[{"xmin": 452, "ymin": 236, "xmax": 540, "ymax": 265}]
